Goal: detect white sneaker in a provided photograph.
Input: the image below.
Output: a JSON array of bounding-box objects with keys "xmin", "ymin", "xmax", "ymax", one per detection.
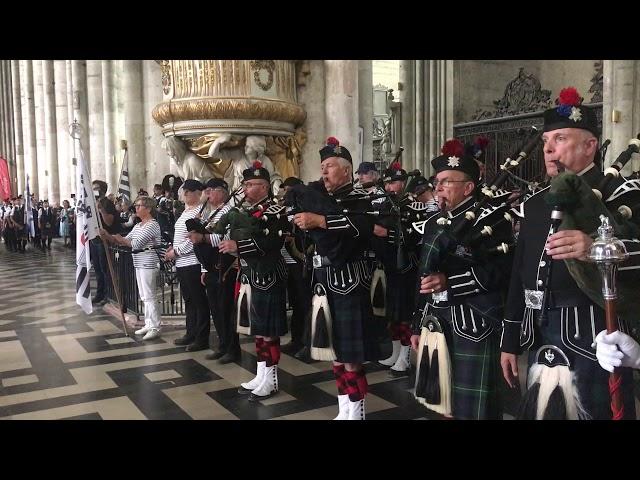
[
  {"xmin": 135, "ymin": 326, "xmax": 150, "ymax": 336},
  {"xmin": 142, "ymin": 328, "xmax": 161, "ymax": 341}
]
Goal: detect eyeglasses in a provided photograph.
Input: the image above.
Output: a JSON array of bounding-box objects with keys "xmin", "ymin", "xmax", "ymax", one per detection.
[{"xmin": 432, "ymin": 179, "xmax": 469, "ymax": 188}]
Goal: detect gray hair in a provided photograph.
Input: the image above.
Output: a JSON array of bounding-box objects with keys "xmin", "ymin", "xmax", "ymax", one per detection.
[
  {"xmin": 136, "ymin": 195, "xmax": 157, "ymax": 215},
  {"xmin": 337, "ymin": 157, "xmax": 353, "ymax": 176}
]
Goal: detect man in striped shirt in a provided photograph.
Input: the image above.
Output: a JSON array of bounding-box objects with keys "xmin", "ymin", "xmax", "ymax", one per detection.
[
  {"xmin": 164, "ymin": 179, "xmax": 211, "ymax": 352},
  {"xmin": 187, "ymin": 178, "xmax": 240, "ymax": 364}
]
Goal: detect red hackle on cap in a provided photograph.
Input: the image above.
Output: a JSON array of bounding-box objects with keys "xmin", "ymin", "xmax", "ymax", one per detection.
[
  {"xmin": 390, "ymin": 161, "xmax": 401, "ymax": 170},
  {"xmin": 441, "ymin": 139, "xmax": 465, "ymax": 157},
  {"xmin": 252, "ymin": 160, "xmax": 263, "ymax": 169},
  {"xmin": 326, "ymin": 136, "xmax": 339, "ymax": 146},
  {"xmin": 558, "ymin": 87, "xmax": 582, "ymax": 106},
  {"xmin": 475, "ymin": 136, "xmax": 489, "ymax": 149}
]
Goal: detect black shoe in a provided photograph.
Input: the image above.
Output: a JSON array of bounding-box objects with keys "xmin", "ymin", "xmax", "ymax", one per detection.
[
  {"xmin": 389, "ymin": 368, "xmax": 411, "ymax": 378},
  {"xmin": 185, "ymin": 342, "xmax": 209, "ymax": 352},
  {"xmin": 174, "ymin": 336, "xmax": 194, "ymax": 346},
  {"xmin": 218, "ymin": 352, "xmax": 240, "ymax": 364},
  {"xmin": 91, "ymin": 296, "xmax": 105, "ymax": 304},
  {"xmin": 281, "ymin": 342, "xmax": 303, "ymax": 355},
  {"xmin": 205, "ymin": 351, "xmax": 226, "ymax": 360},
  {"xmin": 294, "ymin": 346, "xmax": 311, "ymax": 361},
  {"xmin": 248, "ymin": 390, "xmax": 278, "ymax": 402}
]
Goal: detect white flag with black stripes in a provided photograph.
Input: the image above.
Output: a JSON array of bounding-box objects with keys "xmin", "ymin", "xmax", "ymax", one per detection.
[
  {"xmin": 74, "ymin": 136, "xmax": 100, "ymax": 314},
  {"xmin": 117, "ymin": 149, "xmax": 130, "ymax": 202}
]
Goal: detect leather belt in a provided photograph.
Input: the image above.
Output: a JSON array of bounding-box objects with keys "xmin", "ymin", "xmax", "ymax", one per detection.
[{"xmin": 524, "ymin": 288, "xmax": 594, "ymax": 310}]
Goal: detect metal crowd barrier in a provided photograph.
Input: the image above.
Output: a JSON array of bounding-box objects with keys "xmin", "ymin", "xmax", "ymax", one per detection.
[{"xmin": 104, "ymin": 245, "xmax": 185, "ymax": 317}]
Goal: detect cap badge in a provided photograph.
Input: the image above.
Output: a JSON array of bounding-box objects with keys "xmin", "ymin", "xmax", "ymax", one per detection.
[
  {"xmin": 447, "ymin": 156, "xmax": 460, "ymax": 168},
  {"xmin": 568, "ymin": 107, "xmax": 583, "ymax": 122}
]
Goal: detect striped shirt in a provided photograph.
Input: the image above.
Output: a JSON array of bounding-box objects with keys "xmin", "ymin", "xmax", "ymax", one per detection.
[
  {"xmin": 126, "ymin": 220, "xmax": 161, "ymax": 269},
  {"xmin": 173, "ymin": 206, "xmax": 202, "ymax": 268},
  {"xmin": 205, "ymin": 203, "xmax": 233, "ymax": 248},
  {"xmin": 200, "ymin": 202, "xmax": 233, "ymax": 273}
]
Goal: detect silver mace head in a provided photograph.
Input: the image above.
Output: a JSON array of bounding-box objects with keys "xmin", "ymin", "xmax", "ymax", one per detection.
[{"xmin": 587, "ymin": 215, "xmax": 629, "ymax": 299}]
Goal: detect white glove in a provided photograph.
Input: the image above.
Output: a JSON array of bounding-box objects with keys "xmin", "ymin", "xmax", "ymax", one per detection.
[{"xmin": 594, "ymin": 330, "xmax": 640, "ymax": 373}]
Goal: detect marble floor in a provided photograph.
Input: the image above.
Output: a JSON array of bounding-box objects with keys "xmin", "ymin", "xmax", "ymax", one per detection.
[{"xmin": 0, "ymin": 239, "xmax": 633, "ymax": 420}]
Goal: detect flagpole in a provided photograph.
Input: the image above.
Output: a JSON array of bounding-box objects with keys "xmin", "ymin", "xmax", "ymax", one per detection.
[
  {"xmin": 71, "ymin": 121, "xmax": 129, "ymax": 337},
  {"xmin": 116, "ymin": 141, "xmax": 125, "ymax": 199}
]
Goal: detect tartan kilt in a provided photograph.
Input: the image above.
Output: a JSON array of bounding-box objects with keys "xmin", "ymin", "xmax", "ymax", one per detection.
[
  {"xmin": 40, "ymin": 224, "xmax": 55, "ymax": 236},
  {"xmin": 428, "ymin": 304, "xmax": 502, "ymax": 420},
  {"xmin": 241, "ymin": 258, "xmax": 288, "ymax": 337},
  {"xmin": 313, "ymin": 260, "xmax": 384, "ymax": 363},
  {"xmin": 528, "ymin": 308, "xmax": 636, "ymax": 420},
  {"xmin": 385, "ymin": 266, "xmax": 418, "ymax": 325}
]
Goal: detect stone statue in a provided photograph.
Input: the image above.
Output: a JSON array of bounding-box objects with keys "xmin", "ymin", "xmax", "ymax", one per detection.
[
  {"xmin": 380, "ymin": 117, "xmax": 392, "ymax": 155},
  {"xmin": 162, "ymin": 136, "xmax": 218, "ymax": 182},
  {"xmin": 266, "ymin": 128, "xmax": 307, "ymax": 181},
  {"xmin": 208, "ymin": 134, "xmax": 282, "ymax": 195}
]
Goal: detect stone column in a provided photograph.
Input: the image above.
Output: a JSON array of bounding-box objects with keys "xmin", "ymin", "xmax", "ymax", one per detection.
[
  {"xmin": 602, "ymin": 60, "xmax": 640, "ymax": 174},
  {"xmin": 358, "ymin": 60, "xmax": 373, "ymax": 165},
  {"xmin": 122, "ymin": 60, "xmax": 146, "ymax": 194},
  {"xmin": 297, "ymin": 60, "xmax": 326, "ymax": 184},
  {"xmin": 11, "ymin": 60, "xmax": 24, "ymax": 195},
  {"xmin": 20, "ymin": 60, "xmax": 38, "ymax": 195},
  {"xmin": 5, "ymin": 61, "xmax": 16, "ymax": 190},
  {"xmin": 324, "ymin": 60, "xmax": 360, "ymax": 169},
  {"xmin": 65, "ymin": 61, "xmax": 76, "ymax": 193},
  {"xmin": 42, "ymin": 61, "xmax": 59, "ymax": 204},
  {"xmin": 54, "ymin": 60, "xmax": 71, "ymax": 202},
  {"xmin": 33, "ymin": 60, "xmax": 48, "ymax": 200},
  {"xmin": 414, "ymin": 60, "xmax": 425, "ymax": 172},
  {"xmin": 102, "ymin": 60, "xmax": 117, "ymax": 189},
  {"xmin": 71, "ymin": 60, "xmax": 91, "ymax": 177},
  {"xmin": 87, "ymin": 60, "xmax": 105, "ymax": 184},
  {"xmin": 0, "ymin": 61, "xmax": 7, "ymax": 159},
  {"xmin": 399, "ymin": 60, "xmax": 415, "ymax": 169},
  {"xmin": 142, "ymin": 60, "xmax": 167, "ymax": 187},
  {"xmin": 401, "ymin": 60, "xmax": 454, "ymax": 176}
]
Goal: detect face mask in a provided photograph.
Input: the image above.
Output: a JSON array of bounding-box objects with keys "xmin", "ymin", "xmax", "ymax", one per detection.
[{"xmin": 93, "ymin": 190, "xmax": 100, "ymax": 197}]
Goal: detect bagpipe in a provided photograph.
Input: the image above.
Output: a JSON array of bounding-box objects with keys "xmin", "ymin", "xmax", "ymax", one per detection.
[
  {"xmin": 517, "ymin": 158, "xmax": 640, "ymax": 421},
  {"xmin": 184, "ymin": 185, "xmax": 245, "ymax": 236},
  {"xmin": 414, "ymin": 128, "xmax": 543, "ymax": 282},
  {"xmin": 543, "ymin": 166, "xmax": 640, "ymax": 329},
  {"xmin": 211, "ymin": 198, "xmax": 286, "ymax": 240},
  {"xmin": 282, "ymin": 180, "xmax": 345, "ymax": 265}
]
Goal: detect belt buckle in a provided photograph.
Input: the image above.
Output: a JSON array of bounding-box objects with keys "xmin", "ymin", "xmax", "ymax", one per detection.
[
  {"xmin": 525, "ymin": 289, "xmax": 544, "ymax": 310},
  {"xmin": 312, "ymin": 254, "xmax": 322, "ymax": 268},
  {"xmin": 240, "ymin": 258, "xmax": 248, "ymax": 268}
]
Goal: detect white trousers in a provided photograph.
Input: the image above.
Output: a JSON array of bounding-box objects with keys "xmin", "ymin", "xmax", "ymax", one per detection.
[{"xmin": 135, "ymin": 268, "xmax": 161, "ymax": 330}]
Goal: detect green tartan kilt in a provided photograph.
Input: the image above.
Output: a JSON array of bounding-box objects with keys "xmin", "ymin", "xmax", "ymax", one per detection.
[{"xmin": 428, "ymin": 304, "xmax": 502, "ymax": 420}]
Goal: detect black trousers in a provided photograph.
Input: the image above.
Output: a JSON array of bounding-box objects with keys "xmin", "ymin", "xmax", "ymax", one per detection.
[
  {"xmin": 205, "ymin": 258, "xmax": 239, "ymax": 355},
  {"xmin": 90, "ymin": 239, "xmax": 110, "ymax": 300},
  {"xmin": 286, "ymin": 262, "xmax": 312, "ymax": 345},
  {"xmin": 177, "ymin": 263, "xmax": 211, "ymax": 345}
]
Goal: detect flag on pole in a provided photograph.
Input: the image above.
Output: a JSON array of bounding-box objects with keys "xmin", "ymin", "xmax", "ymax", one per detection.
[
  {"xmin": 24, "ymin": 175, "xmax": 35, "ymax": 238},
  {"xmin": 74, "ymin": 132, "xmax": 100, "ymax": 314},
  {"xmin": 117, "ymin": 149, "xmax": 130, "ymax": 202}
]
